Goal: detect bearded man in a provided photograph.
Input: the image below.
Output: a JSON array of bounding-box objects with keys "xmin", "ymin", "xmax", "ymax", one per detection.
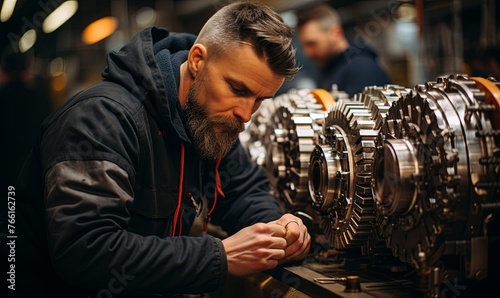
[{"xmin": 14, "ymin": 2, "xmax": 310, "ymax": 297}]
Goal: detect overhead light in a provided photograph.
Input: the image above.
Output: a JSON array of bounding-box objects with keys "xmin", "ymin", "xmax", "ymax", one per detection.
[
  {"xmin": 49, "ymin": 57, "xmax": 65, "ymax": 76},
  {"xmin": 42, "ymin": 0, "xmax": 78, "ymax": 34},
  {"xmin": 18, "ymin": 29, "xmax": 37, "ymax": 53},
  {"xmin": 135, "ymin": 7, "xmax": 156, "ymax": 28},
  {"xmin": 0, "ymin": 0, "xmax": 16, "ymax": 22},
  {"xmin": 397, "ymin": 3, "xmax": 417, "ymax": 22},
  {"xmin": 82, "ymin": 16, "xmax": 118, "ymax": 45}
]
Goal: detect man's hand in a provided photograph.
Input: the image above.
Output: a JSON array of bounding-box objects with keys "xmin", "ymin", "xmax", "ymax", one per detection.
[
  {"xmin": 221, "ymin": 223, "xmax": 287, "ymax": 276},
  {"xmin": 269, "ymin": 213, "xmax": 311, "ymax": 264}
]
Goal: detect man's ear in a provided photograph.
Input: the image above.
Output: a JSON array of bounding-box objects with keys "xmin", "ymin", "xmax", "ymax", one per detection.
[{"xmin": 187, "ymin": 43, "xmax": 207, "ymax": 78}]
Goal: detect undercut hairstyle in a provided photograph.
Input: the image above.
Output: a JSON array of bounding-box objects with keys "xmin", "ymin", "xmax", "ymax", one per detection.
[
  {"xmin": 195, "ymin": 1, "xmax": 299, "ymax": 80},
  {"xmin": 296, "ymin": 3, "xmax": 342, "ymax": 30}
]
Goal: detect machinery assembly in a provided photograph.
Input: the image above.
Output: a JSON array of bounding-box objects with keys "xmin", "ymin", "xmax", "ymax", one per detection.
[
  {"xmin": 308, "ymin": 84, "xmax": 411, "ymax": 252},
  {"xmin": 373, "ymin": 75, "xmax": 500, "ymax": 284},
  {"xmin": 242, "ymin": 87, "xmax": 348, "ymax": 212},
  {"xmin": 243, "ymin": 75, "xmax": 500, "ymax": 297}
]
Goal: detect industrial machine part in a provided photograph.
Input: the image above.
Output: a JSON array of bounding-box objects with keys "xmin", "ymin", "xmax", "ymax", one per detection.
[
  {"xmin": 372, "ymin": 74, "xmax": 500, "ymax": 286},
  {"xmin": 241, "ymin": 87, "xmax": 348, "ymax": 212},
  {"xmin": 307, "ymin": 85, "xmax": 411, "ymax": 251},
  {"xmin": 240, "ymin": 76, "xmax": 499, "ymax": 297}
]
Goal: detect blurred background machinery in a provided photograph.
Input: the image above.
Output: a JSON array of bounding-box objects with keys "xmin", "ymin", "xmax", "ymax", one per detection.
[{"xmin": 243, "ymin": 74, "xmax": 499, "ymax": 297}]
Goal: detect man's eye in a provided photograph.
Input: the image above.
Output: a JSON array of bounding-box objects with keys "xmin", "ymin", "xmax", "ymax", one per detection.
[{"xmin": 231, "ymin": 85, "xmax": 247, "ymax": 96}]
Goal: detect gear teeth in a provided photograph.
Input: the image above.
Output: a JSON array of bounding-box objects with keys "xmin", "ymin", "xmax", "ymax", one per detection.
[
  {"xmin": 476, "ymin": 130, "xmax": 500, "ymax": 137},
  {"xmin": 245, "ymin": 78, "xmax": 499, "ymax": 283},
  {"xmin": 243, "ymin": 88, "xmax": 334, "ymax": 213},
  {"xmin": 309, "ymin": 85, "xmax": 409, "ymax": 252},
  {"xmin": 373, "ymin": 75, "xmax": 500, "ymax": 280}
]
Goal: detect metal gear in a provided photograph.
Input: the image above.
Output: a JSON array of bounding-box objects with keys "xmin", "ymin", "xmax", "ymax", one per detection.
[
  {"xmin": 242, "ymin": 87, "xmax": 348, "ymax": 212},
  {"xmin": 308, "ymin": 84, "xmax": 411, "ymax": 251},
  {"xmin": 372, "ymin": 74, "xmax": 500, "ymax": 280}
]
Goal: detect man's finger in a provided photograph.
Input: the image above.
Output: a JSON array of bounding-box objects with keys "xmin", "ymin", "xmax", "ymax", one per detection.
[
  {"xmin": 269, "ymin": 237, "xmax": 287, "ymax": 249},
  {"xmin": 266, "ymin": 222, "xmax": 287, "ymax": 238},
  {"xmin": 284, "ymin": 220, "xmax": 301, "ymax": 245},
  {"xmin": 280, "ymin": 232, "xmax": 311, "ymax": 264}
]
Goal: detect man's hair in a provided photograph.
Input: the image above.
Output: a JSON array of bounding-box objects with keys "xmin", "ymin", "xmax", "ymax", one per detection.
[
  {"xmin": 195, "ymin": 1, "xmax": 299, "ymax": 80},
  {"xmin": 296, "ymin": 3, "xmax": 342, "ymax": 30}
]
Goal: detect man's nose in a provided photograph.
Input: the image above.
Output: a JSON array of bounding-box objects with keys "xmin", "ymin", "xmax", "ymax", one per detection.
[{"xmin": 233, "ymin": 102, "xmax": 254, "ymax": 123}]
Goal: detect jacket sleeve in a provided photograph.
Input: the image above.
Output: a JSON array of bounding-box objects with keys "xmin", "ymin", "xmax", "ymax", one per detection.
[
  {"xmin": 208, "ymin": 140, "xmax": 284, "ymax": 235},
  {"xmin": 40, "ymin": 96, "xmax": 226, "ymax": 295}
]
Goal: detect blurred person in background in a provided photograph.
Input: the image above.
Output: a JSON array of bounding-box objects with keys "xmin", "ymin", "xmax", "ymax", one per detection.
[
  {"xmin": 295, "ymin": 2, "xmax": 391, "ymax": 97},
  {"xmin": 0, "ymin": 47, "xmax": 52, "ymax": 190},
  {"xmin": 14, "ymin": 2, "xmax": 310, "ymax": 297}
]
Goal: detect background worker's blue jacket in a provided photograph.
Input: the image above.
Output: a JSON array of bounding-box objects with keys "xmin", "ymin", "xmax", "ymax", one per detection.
[
  {"xmin": 318, "ymin": 44, "xmax": 391, "ymax": 97},
  {"xmin": 15, "ymin": 26, "xmax": 283, "ymax": 297}
]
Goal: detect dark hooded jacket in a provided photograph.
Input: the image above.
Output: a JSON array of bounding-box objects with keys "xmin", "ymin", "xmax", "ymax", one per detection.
[
  {"xmin": 318, "ymin": 45, "xmax": 391, "ymax": 97},
  {"xmin": 13, "ymin": 26, "xmax": 283, "ymax": 297}
]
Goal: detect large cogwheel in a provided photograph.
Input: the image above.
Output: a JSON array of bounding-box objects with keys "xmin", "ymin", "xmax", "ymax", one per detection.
[
  {"xmin": 372, "ymin": 74, "xmax": 499, "ymax": 280},
  {"xmin": 242, "ymin": 88, "xmax": 348, "ymax": 212},
  {"xmin": 308, "ymin": 85, "xmax": 410, "ymax": 251}
]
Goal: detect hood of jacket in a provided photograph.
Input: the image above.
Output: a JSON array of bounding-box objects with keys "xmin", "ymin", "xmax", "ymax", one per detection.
[{"xmin": 102, "ymin": 26, "xmax": 196, "ymax": 144}]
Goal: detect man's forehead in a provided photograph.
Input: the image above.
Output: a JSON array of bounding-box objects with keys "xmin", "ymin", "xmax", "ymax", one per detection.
[
  {"xmin": 216, "ymin": 43, "xmax": 285, "ymax": 93},
  {"xmin": 226, "ymin": 75, "xmax": 283, "ymax": 99}
]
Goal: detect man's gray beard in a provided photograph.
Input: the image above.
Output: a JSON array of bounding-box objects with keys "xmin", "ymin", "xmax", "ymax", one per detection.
[{"xmin": 184, "ymin": 88, "xmax": 245, "ymax": 160}]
